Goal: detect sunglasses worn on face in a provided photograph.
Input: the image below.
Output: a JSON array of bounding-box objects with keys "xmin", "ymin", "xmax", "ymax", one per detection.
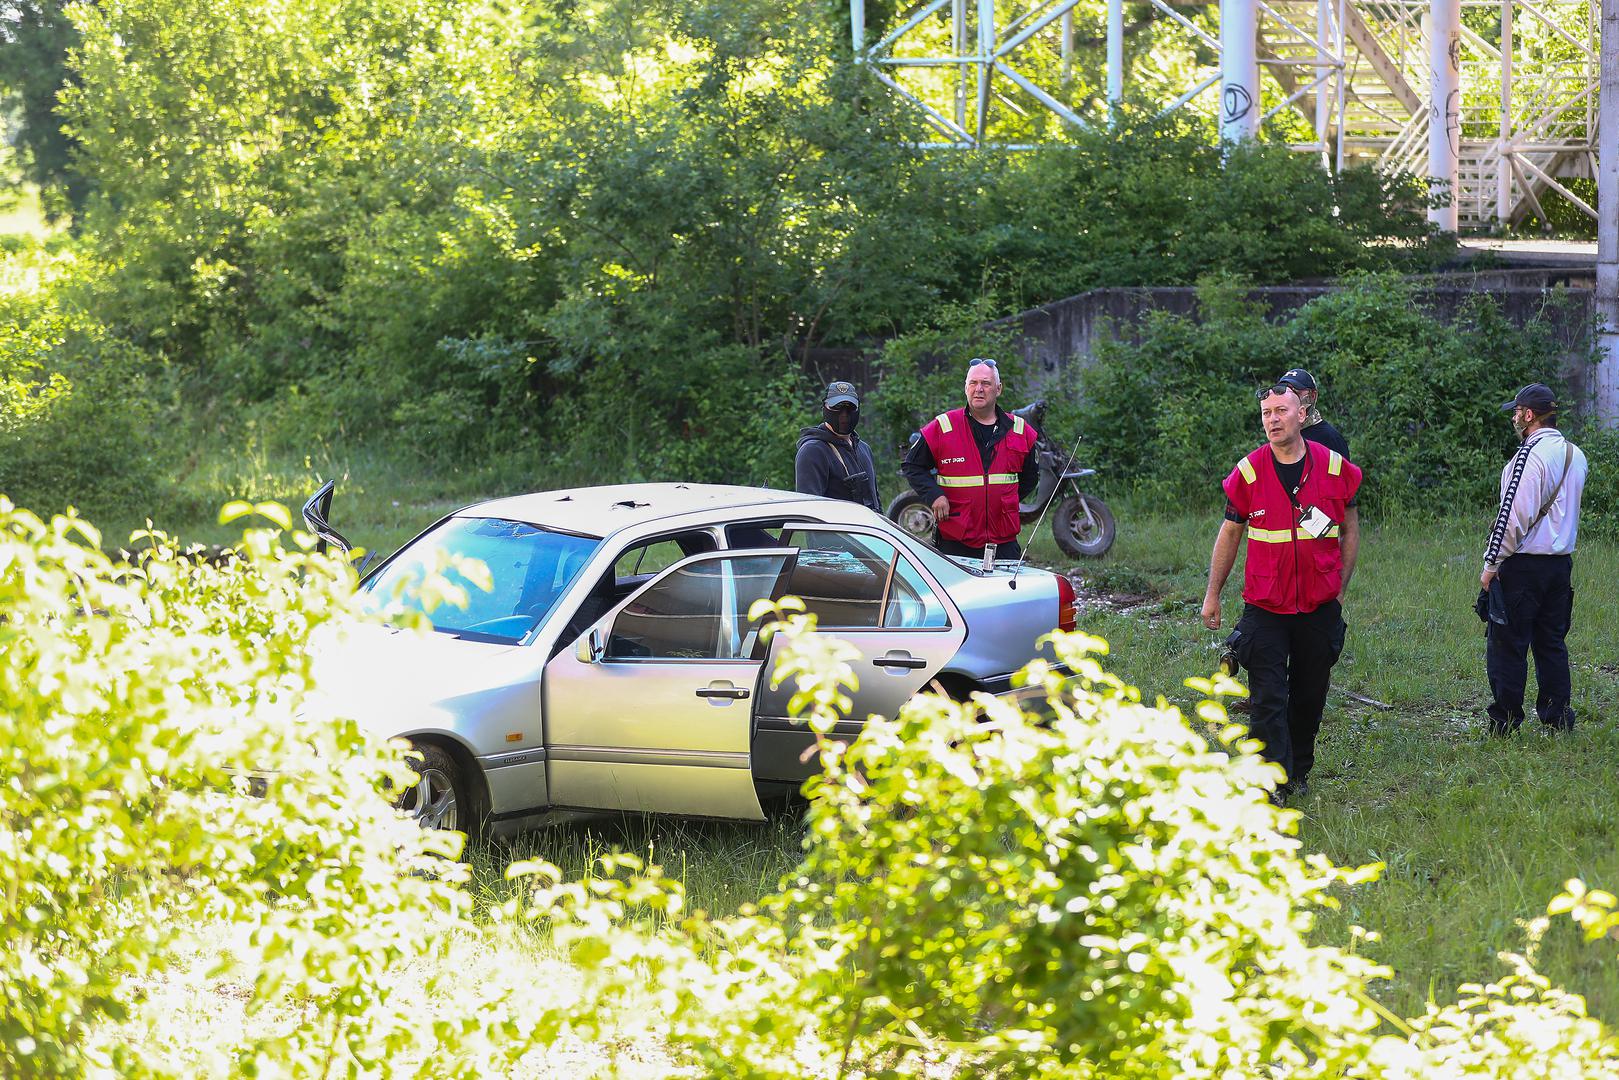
[{"xmin": 1256, "ymin": 385, "xmax": 1298, "ymax": 402}]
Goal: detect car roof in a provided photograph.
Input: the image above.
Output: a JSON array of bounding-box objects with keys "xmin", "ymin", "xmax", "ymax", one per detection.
[{"xmin": 458, "ymin": 483, "xmax": 842, "ymax": 538}]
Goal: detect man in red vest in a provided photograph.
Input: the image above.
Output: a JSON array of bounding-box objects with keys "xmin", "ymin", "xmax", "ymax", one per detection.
[
  {"xmin": 1200, "ymin": 382, "xmax": 1362, "ymax": 804},
  {"xmin": 902, "ymin": 358, "xmax": 1040, "ymax": 561}
]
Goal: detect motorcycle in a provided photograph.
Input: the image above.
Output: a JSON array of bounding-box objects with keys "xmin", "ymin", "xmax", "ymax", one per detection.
[{"xmin": 885, "ymin": 400, "xmax": 1117, "ymax": 559}]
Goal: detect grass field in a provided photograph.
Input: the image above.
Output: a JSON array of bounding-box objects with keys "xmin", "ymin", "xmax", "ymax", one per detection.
[{"xmin": 93, "ymin": 449, "xmax": 1619, "ymax": 1031}]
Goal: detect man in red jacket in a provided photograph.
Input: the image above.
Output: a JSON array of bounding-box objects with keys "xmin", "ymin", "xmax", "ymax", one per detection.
[
  {"xmin": 1200, "ymin": 382, "xmax": 1362, "ymax": 803},
  {"xmin": 902, "ymin": 358, "xmax": 1040, "ymax": 561}
]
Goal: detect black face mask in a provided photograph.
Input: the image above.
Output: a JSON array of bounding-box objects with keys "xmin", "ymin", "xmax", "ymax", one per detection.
[{"xmin": 825, "ymin": 405, "xmax": 858, "ymax": 436}]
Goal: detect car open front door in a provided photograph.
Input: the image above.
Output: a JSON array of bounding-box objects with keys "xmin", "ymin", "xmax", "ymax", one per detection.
[{"xmin": 541, "ymin": 549, "xmax": 796, "ymax": 820}]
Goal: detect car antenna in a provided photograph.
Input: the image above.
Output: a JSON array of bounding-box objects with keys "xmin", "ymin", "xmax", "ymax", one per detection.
[{"xmin": 1008, "ymin": 432, "xmax": 1084, "ymax": 591}]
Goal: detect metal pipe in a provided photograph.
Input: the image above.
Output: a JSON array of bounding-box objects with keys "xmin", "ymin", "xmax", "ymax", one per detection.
[
  {"xmin": 976, "ymin": 0, "xmax": 995, "ymax": 141},
  {"xmin": 1428, "ymin": 0, "xmax": 1461, "ymax": 231},
  {"xmin": 851, "ymin": 0, "xmax": 865, "ymax": 55},
  {"xmin": 1317, "ymin": 0, "xmax": 1332, "ymax": 161},
  {"xmin": 954, "ymin": 0, "xmax": 968, "ymax": 130},
  {"xmin": 1221, "ymin": 0, "xmax": 1259, "ymax": 144},
  {"xmin": 1335, "ymin": 0, "xmax": 1347, "ymax": 172},
  {"xmin": 1061, "ymin": 8, "xmax": 1074, "ymax": 87},
  {"xmin": 1596, "ymin": 0, "xmax": 1619, "ymax": 423},
  {"xmin": 1107, "ymin": 0, "xmax": 1123, "ymax": 113},
  {"xmin": 1498, "ymin": 0, "xmax": 1513, "ymax": 229}
]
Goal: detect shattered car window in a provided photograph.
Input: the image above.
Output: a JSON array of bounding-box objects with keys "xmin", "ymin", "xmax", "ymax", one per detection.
[{"xmin": 361, "ymin": 517, "xmax": 600, "ymax": 643}]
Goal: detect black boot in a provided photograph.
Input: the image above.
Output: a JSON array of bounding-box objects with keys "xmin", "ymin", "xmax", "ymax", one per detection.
[
  {"xmin": 1536, "ymin": 695, "xmax": 1576, "ymax": 731},
  {"xmin": 1486, "ymin": 702, "xmax": 1523, "ymax": 737}
]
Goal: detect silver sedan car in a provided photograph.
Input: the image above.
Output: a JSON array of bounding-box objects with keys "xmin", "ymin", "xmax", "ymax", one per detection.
[{"xmin": 306, "ymin": 483, "xmax": 1077, "ymax": 835}]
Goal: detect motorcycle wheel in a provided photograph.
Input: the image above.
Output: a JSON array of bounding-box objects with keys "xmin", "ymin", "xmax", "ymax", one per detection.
[
  {"xmin": 1052, "ymin": 494, "xmax": 1116, "ymax": 559},
  {"xmin": 886, "ymin": 491, "xmax": 938, "ymax": 546}
]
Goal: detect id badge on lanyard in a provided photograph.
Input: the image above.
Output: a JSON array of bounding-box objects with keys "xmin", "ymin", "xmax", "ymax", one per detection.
[{"xmin": 1297, "ymin": 504, "xmax": 1334, "ymax": 539}]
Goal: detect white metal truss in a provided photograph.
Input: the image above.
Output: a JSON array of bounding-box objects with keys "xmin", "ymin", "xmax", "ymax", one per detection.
[{"xmin": 852, "ymin": 0, "xmax": 1600, "ymax": 230}]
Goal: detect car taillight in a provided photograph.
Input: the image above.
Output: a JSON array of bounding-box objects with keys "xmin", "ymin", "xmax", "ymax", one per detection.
[{"xmin": 1056, "ymin": 573, "xmax": 1077, "ymax": 633}]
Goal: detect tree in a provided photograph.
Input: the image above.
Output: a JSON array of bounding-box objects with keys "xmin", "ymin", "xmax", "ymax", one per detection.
[{"xmin": 0, "ymin": 0, "xmax": 86, "ymax": 216}]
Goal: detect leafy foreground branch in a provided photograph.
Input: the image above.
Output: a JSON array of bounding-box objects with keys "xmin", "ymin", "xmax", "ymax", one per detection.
[{"xmin": 2, "ymin": 504, "xmax": 1617, "ymax": 1077}]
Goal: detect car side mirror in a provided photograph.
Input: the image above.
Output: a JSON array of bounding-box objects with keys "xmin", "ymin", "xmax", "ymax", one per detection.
[{"xmin": 576, "ymin": 628, "xmax": 605, "ymax": 664}]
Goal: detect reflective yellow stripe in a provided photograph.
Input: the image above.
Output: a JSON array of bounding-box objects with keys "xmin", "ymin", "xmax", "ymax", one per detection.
[
  {"xmin": 1010, "ymin": 415, "xmax": 1025, "ymax": 436},
  {"xmin": 1328, "ymin": 450, "xmax": 1343, "ymax": 477},
  {"xmin": 937, "ymin": 475, "xmax": 983, "ymax": 487},
  {"xmin": 1323, "ymin": 525, "xmax": 1340, "ymax": 538},
  {"xmin": 987, "ymin": 472, "xmax": 1019, "ymax": 484},
  {"xmin": 935, "ymin": 412, "xmax": 953, "ymax": 434},
  {"xmin": 1247, "ymin": 526, "xmax": 1293, "ymax": 543},
  {"xmin": 1237, "ymin": 458, "xmax": 1256, "ymax": 484}
]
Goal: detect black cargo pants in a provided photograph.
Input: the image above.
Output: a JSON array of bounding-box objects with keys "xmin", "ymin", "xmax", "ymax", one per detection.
[
  {"xmin": 1232, "ymin": 599, "xmax": 1346, "ymax": 785},
  {"xmin": 1486, "ymin": 553, "xmax": 1574, "ymax": 733}
]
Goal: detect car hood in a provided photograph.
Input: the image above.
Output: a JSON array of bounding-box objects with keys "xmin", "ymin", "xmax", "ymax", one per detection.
[{"xmin": 308, "ymin": 622, "xmax": 538, "ymax": 739}]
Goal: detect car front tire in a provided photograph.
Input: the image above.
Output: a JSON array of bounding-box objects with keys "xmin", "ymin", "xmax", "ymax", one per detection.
[{"xmin": 398, "ymin": 743, "xmax": 467, "ymax": 832}]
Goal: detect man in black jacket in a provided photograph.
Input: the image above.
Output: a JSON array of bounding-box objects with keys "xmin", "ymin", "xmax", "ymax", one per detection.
[
  {"xmin": 795, "ymin": 381, "xmax": 880, "ymax": 510},
  {"xmin": 1276, "ymin": 368, "xmax": 1350, "ymax": 459}
]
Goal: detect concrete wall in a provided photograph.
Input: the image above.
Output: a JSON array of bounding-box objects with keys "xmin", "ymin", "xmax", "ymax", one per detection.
[
  {"xmin": 996, "ymin": 273, "xmax": 1596, "ymax": 392},
  {"xmin": 801, "ymin": 269, "xmax": 1596, "ymax": 400}
]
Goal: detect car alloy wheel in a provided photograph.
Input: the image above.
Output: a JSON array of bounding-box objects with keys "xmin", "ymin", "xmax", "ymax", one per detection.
[{"xmin": 399, "ymin": 743, "xmax": 461, "ymax": 831}]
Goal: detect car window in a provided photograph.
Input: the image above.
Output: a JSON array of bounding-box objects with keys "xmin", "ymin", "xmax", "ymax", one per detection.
[
  {"xmin": 607, "ymin": 554, "xmax": 790, "ymax": 661},
  {"xmin": 613, "ymin": 538, "xmax": 693, "ymax": 581},
  {"xmin": 725, "ymin": 522, "xmax": 786, "ymax": 548},
  {"xmin": 362, "ymin": 517, "xmax": 599, "ymax": 643},
  {"xmin": 886, "ymin": 555, "xmax": 951, "ymax": 628},
  {"xmin": 778, "ymin": 529, "xmax": 896, "ymax": 629}
]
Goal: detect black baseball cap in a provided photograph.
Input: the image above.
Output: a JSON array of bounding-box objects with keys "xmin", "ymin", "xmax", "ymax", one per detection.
[
  {"xmin": 1501, "ymin": 383, "xmax": 1557, "ymax": 413},
  {"xmin": 824, "ymin": 380, "xmax": 859, "ymax": 407},
  {"xmin": 1276, "ymin": 368, "xmax": 1317, "ymax": 392}
]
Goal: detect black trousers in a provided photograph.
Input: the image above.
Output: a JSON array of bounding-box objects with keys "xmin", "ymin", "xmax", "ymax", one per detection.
[
  {"xmin": 1232, "ymin": 600, "xmax": 1346, "ymax": 784},
  {"xmin": 936, "ymin": 536, "xmax": 1022, "ymax": 562},
  {"xmin": 1486, "ymin": 553, "xmax": 1574, "ymax": 731}
]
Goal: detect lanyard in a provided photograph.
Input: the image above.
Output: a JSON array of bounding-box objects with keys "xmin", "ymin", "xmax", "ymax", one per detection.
[{"xmin": 1275, "ymin": 449, "xmax": 1312, "ymax": 508}]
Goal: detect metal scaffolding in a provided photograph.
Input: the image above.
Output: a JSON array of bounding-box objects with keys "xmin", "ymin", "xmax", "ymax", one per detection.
[{"xmin": 851, "ymin": 0, "xmax": 1599, "ymax": 232}]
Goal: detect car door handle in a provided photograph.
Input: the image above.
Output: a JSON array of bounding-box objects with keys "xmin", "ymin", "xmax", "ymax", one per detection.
[
  {"xmin": 696, "ymin": 685, "xmax": 750, "ymax": 700},
  {"xmin": 873, "ymin": 655, "xmax": 927, "ymax": 670}
]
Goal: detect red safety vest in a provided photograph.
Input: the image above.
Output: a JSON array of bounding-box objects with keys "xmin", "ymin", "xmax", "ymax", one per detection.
[
  {"xmin": 921, "ymin": 407, "xmax": 1039, "ymax": 546},
  {"xmin": 1221, "ymin": 441, "xmax": 1363, "ymax": 615}
]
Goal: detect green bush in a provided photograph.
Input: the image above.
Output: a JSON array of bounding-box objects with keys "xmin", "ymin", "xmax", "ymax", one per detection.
[
  {"xmin": 0, "ymin": 300, "xmax": 167, "ymax": 519},
  {"xmin": 1080, "ymin": 274, "xmax": 1576, "ymax": 514},
  {"xmin": 7, "ymin": 515, "xmax": 1619, "ymax": 1075}
]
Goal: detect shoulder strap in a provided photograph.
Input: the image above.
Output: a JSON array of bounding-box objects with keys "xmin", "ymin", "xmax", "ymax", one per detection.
[{"xmin": 1526, "ymin": 441, "xmax": 1575, "ymax": 534}]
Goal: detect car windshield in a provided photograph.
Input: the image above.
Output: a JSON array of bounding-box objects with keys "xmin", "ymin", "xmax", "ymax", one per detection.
[{"xmin": 361, "ymin": 517, "xmax": 600, "ymax": 643}]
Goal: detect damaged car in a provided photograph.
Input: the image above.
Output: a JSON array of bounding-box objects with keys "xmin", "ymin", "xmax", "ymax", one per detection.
[{"xmin": 303, "ymin": 482, "xmax": 1076, "ymax": 836}]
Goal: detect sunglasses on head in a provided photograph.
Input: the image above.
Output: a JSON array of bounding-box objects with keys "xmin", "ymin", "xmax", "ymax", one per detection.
[
  {"xmin": 968, "ymin": 357, "xmax": 999, "ymax": 372},
  {"xmin": 1256, "ymin": 384, "xmax": 1299, "ymax": 402}
]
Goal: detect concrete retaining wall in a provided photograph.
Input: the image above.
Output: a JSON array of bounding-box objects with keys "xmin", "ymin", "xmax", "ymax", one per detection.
[
  {"xmin": 800, "ymin": 269, "xmax": 1596, "ymax": 399},
  {"xmin": 996, "ymin": 274, "xmax": 1596, "ymax": 393}
]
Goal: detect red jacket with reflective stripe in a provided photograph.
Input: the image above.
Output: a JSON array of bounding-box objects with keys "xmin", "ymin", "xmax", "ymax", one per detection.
[
  {"xmin": 1221, "ymin": 440, "xmax": 1362, "ymax": 615},
  {"xmin": 920, "ymin": 407, "xmax": 1039, "ymax": 546}
]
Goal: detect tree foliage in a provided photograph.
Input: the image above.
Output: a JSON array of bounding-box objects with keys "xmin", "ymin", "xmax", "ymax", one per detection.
[
  {"xmin": 22, "ymin": 0, "xmax": 1446, "ymax": 498},
  {"xmin": 0, "ymin": 0, "xmax": 85, "ymax": 215}
]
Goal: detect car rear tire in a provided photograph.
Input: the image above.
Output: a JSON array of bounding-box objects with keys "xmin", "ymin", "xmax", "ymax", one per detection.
[
  {"xmin": 1052, "ymin": 494, "xmax": 1116, "ymax": 559},
  {"xmin": 398, "ymin": 743, "xmax": 467, "ymax": 832},
  {"xmin": 887, "ymin": 491, "xmax": 938, "ymax": 546}
]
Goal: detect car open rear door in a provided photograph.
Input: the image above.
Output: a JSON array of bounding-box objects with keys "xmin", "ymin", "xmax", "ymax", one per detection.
[
  {"xmin": 750, "ymin": 526, "xmax": 967, "ymax": 785},
  {"xmin": 541, "ymin": 549, "xmax": 796, "ymax": 820}
]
